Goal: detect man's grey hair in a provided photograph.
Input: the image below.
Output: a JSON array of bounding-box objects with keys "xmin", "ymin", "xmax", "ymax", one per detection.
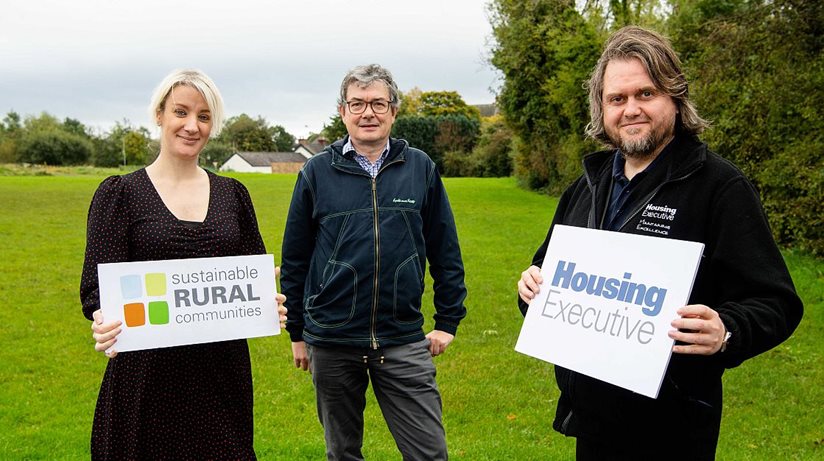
[
  {"xmin": 337, "ymin": 64, "xmax": 401, "ymax": 109},
  {"xmin": 585, "ymin": 26, "xmax": 709, "ymax": 145}
]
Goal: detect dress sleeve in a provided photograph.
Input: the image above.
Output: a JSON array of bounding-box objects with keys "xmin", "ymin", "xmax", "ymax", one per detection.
[
  {"xmin": 232, "ymin": 179, "xmax": 266, "ymax": 256},
  {"xmin": 79, "ymin": 176, "xmax": 130, "ymax": 321}
]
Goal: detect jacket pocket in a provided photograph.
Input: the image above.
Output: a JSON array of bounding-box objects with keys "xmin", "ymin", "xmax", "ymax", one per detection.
[
  {"xmin": 305, "ymin": 260, "xmax": 358, "ymax": 328},
  {"xmin": 393, "ymin": 253, "xmax": 424, "ymax": 324}
]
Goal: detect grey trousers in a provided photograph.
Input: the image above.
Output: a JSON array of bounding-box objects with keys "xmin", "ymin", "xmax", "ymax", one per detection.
[{"xmin": 306, "ymin": 339, "xmax": 447, "ymax": 461}]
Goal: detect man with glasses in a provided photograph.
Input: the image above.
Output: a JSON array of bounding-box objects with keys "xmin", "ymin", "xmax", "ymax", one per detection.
[{"xmin": 281, "ymin": 64, "xmax": 467, "ymax": 461}]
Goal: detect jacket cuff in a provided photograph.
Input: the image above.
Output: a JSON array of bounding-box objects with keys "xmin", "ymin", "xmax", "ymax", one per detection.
[
  {"xmin": 717, "ymin": 312, "xmax": 740, "ymax": 362},
  {"xmin": 287, "ymin": 327, "xmax": 305, "ymax": 342},
  {"xmin": 434, "ymin": 321, "xmax": 458, "ymax": 336}
]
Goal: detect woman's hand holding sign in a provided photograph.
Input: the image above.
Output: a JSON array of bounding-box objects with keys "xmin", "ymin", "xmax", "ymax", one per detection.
[
  {"xmin": 92, "ymin": 309, "xmax": 122, "ymax": 359},
  {"xmin": 276, "ymin": 294, "xmax": 287, "ymax": 329},
  {"xmin": 275, "ymin": 266, "xmax": 287, "ymax": 329}
]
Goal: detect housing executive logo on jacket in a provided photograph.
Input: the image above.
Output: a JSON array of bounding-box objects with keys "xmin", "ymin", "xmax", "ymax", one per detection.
[{"xmin": 636, "ymin": 203, "xmax": 678, "ymax": 236}]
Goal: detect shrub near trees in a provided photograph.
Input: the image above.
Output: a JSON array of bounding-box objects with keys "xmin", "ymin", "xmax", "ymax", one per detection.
[
  {"xmin": 443, "ymin": 116, "xmax": 515, "ymax": 177},
  {"xmin": 391, "ymin": 90, "xmax": 482, "ymax": 172},
  {"xmin": 20, "ymin": 129, "xmax": 93, "ymax": 165},
  {"xmin": 92, "ymin": 122, "xmax": 152, "ymax": 167},
  {"xmin": 489, "ymin": 0, "xmax": 823, "ymax": 254},
  {"xmin": 15, "ymin": 113, "xmax": 95, "ymax": 165},
  {"xmin": 0, "ymin": 112, "xmax": 22, "ymax": 163}
]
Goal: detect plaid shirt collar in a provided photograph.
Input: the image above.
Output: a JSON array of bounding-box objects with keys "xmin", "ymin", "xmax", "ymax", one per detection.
[{"xmin": 343, "ymin": 138, "xmax": 391, "ymax": 178}]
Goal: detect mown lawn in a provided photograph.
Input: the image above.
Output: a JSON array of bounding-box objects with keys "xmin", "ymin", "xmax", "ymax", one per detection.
[{"xmin": 0, "ymin": 171, "xmax": 821, "ymax": 460}]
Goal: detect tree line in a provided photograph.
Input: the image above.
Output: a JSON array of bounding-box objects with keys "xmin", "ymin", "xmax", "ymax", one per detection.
[
  {"xmin": 0, "ymin": 90, "xmax": 514, "ymax": 178},
  {"xmin": 0, "ymin": 112, "xmax": 297, "ymax": 169},
  {"xmin": 490, "ymin": 0, "xmax": 823, "ymax": 255}
]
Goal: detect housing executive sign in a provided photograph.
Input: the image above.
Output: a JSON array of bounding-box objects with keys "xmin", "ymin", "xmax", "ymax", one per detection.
[
  {"xmin": 98, "ymin": 254, "xmax": 279, "ymax": 352},
  {"xmin": 515, "ymin": 225, "xmax": 704, "ymax": 398}
]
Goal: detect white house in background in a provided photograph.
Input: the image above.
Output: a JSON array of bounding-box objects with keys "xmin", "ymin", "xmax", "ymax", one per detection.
[
  {"xmin": 219, "ymin": 138, "xmax": 330, "ymax": 174},
  {"xmin": 220, "ymin": 152, "xmax": 308, "ymax": 174}
]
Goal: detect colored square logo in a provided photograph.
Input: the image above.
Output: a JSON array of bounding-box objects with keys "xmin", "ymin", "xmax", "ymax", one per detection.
[
  {"xmin": 148, "ymin": 301, "xmax": 169, "ymax": 325},
  {"xmin": 124, "ymin": 303, "xmax": 146, "ymax": 327},
  {"xmin": 120, "ymin": 275, "xmax": 142, "ymax": 299},
  {"xmin": 145, "ymin": 273, "xmax": 167, "ymax": 296}
]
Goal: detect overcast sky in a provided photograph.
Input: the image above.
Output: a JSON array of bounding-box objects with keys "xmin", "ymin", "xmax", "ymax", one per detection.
[{"xmin": 1, "ymin": 0, "xmax": 500, "ymax": 138}]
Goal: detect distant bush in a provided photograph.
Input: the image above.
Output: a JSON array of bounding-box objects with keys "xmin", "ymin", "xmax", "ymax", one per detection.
[
  {"xmin": 392, "ymin": 115, "xmax": 438, "ymax": 160},
  {"xmin": 442, "ymin": 118, "xmax": 514, "ymax": 177},
  {"xmin": 756, "ymin": 141, "xmax": 824, "ymax": 256},
  {"xmin": 392, "ymin": 114, "xmax": 480, "ymax": 169},
  {"xmin": 0, "ymin": 138, "xmax": 17, "ymax": 163},
  {"xmin": 442, "ymin": 150, "xmax": 477, "ymax": 177},
  {"xmin": 19, "ymin": 129, "xmax": 92, "ymax": 165}
]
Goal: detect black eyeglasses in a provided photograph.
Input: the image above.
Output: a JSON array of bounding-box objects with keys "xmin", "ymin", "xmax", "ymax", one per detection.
[{"xmin": 345, "ymin": 99, "xmax": 393, "ymax": 115}]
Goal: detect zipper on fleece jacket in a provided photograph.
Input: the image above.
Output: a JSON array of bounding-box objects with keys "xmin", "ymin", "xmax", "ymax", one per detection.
[
  {"xmin": 329, "ymin": 153, "xmax": 405, "ymax": 350},
  {"xmin": 370, "ymin": 176, "xmax": 380, "ymax": 349},
  {"xmin": 367, "ymin": 157, "xmax": 405, "ymax": 349}
]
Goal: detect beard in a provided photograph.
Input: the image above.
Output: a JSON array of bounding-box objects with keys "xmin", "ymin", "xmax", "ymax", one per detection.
[
  {"xmin": 618, "ymin": 129, "xmax": 656, "ymax": 159},
  {"xmin": 608, "ymin": 117, "xmax": 676, "ymax": 160}
]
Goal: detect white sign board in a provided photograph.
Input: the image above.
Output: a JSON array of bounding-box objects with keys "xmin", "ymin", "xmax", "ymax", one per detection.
[
  {"xmin": 98, "ymin": 254, "xmax": 279, "ymax": 352},
  {"xmin": 515, "ymin": 225, "xmax": 704, "ymax": 398}
]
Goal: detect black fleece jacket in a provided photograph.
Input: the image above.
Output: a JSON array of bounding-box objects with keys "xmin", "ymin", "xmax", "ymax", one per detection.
[{"xmin": 519, "ymin": 133, "xmax": 803, "ymax": 444}]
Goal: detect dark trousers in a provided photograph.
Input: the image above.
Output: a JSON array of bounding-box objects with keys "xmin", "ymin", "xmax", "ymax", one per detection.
[{"xmin": 306, "ymin": 339, "xmax": 447, "ymax": 461}]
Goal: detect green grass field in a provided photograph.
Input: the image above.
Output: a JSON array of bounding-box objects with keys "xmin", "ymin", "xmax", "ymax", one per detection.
[{"xmin": 0, "ymin": 171, "xmax": 821, "ymax": 460}]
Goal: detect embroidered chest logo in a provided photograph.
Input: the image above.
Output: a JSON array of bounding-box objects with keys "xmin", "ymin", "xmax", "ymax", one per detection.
[
  {"xmin": 636, "ymin": 203, "xmax": 678, "ymax": 236},
  {"xmin": 393, "ymin": 198, "xmax": 416, "ymax": 204}
]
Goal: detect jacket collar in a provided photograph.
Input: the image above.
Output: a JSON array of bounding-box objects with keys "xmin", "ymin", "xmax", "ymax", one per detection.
[
  {"xmin": 582, "ymin": 131, "xmax": 707, "ymax": 187},
  {"xmin": 327, "ymin": 136, "xmax": 408, "ymax": 174}
]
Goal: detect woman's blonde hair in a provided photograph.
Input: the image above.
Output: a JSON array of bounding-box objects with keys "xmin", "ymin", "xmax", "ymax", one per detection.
[{"xmin": 148, "ymin": 69, "xmax": 225, "ymax": 137}]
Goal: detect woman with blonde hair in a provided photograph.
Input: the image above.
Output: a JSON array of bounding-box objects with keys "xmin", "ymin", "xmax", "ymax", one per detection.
[{"xmin": 81, "ymin": 69, "xmax": 285, "ymax": 459}]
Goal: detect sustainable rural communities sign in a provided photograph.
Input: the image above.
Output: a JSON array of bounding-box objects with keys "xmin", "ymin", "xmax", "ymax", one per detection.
[
  {"xmin": 98, "ymin": 254, "xmax": 279, "ymax": 352},
  {"xmin": 515, "ymin": 225, "xmax": 704, "ymax": 398}
]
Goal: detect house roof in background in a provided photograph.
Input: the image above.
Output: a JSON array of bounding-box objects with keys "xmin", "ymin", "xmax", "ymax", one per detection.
[
  {"xmin": 295, "ymin": 138, "xmax": 329, "ymax": 155},
  {"xmin": 473, "ymin": 103, "xmax": 499, "ymax": 117},
  {"xmin": 236, "ymin": 152, "xmax": 307, "ymax": 166}
]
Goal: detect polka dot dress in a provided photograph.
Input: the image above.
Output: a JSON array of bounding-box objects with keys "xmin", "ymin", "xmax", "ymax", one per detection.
[{"xmin": 80, "ymin": 168, "xmax": 265, "ymax": 460}]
